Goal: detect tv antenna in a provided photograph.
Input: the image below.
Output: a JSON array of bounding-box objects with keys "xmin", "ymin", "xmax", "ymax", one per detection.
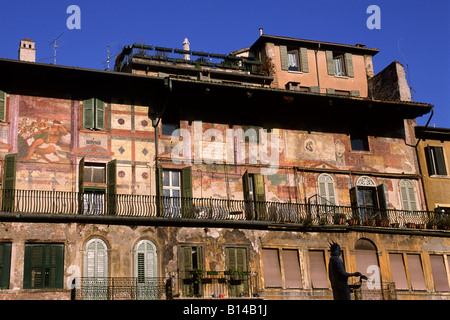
[
  {"xmin": 104, "ymin": 40, "xmax": 120, "ymax": 71},
  {"xmin": 40, "ymin": 32, "xmax": 66, "ymax": 64}
]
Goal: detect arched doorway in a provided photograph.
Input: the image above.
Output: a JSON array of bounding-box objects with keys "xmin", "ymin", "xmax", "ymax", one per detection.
[{"xmin": 355, "ymin": 238, "xmax": 381, "ymax": 294}]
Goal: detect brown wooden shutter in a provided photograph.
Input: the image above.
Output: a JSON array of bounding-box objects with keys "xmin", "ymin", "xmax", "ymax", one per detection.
[
  {"xmin": 326, "ymin": 51, "xmax": 335, "ymax": 75},
  {"xmin": 344, "ymin": 53, "xmax": 354, "ymax": 77},
  {"xmin": 282, "ymin": 249, "xmax": 302, "ymax": 288},
  {"xmin": 300, "ymin": 47, "xmax": 309, "ymax": 73},
  {"xmin": 262, "ymin": 249, "xmax": 282, "ymax": 287}
]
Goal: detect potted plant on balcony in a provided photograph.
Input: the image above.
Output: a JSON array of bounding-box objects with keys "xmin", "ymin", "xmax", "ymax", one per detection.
[
  {"xmin": 375, "ymin": 215, "xmax": 389, "ymax": 227},
  {"xmin": 333, "ymin": 213, "xmax": 347, "ymax": 225}
]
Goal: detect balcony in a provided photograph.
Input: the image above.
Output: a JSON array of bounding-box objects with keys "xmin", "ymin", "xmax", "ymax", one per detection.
[
  {"xmin": 72, "ymin": 277, "xmax": 171, "ymax": 300},
  {"xmin": 1, "ymin": 189, "xmax": 449, "ymax": 231}
]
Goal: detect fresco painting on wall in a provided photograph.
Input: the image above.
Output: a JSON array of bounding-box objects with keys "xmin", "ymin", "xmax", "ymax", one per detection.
[{"xmin": 17, "ymin": 96, "xmax": 71, "ymax": 164}]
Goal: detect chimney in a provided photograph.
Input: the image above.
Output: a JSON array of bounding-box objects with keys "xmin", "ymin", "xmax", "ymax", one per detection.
[
  {"xmin": 183, "ymin": 37, "xmax": 190, "ymax": 60},
  {"xmin": 19, "ymin": 38, "xmax": 36, "ymax": 62},
  {"xmin": 259, "ymin": 28, "xmax": 263, "ymax": 36}
]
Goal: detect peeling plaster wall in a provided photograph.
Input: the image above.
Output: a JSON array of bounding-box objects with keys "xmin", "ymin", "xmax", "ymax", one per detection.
[{"xmin": 1, "ymin": 222, "xmax": 449, "ymax": 300}]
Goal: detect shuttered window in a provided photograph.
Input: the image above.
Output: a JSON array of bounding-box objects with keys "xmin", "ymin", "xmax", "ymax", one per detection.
[
  {"xmin": 280, "ymin": 46, "xmax": 309, "ymax": 72},
  {"xmin": 0, "ymin": 90, "xmax": 6, "ymax": 122},
  {"xmin": 399, "ymin": 180, "xmax": 417, "ymax": 211},
  {"xmin": 83, "ymin": 98, "xmax": 106, "ymax": 131},
  {"xmin": 262, "ymin": 248, "xmax": 282, "ymax": 288},
  {"xmin": 430, "ymin": 255, "xmax": 450, "ymax": 292},
  {"xmin": 84, "ymin": 239, "xmax": 108, "ymax": 278},
  {"xmin": 309, "ymin": 250, "xmax": 329, "ymax": 289},
  {"xmin": 226, "ymin": 247, "xmax": 247, "ymax": 272},
  {"xmin": 407, "ymin": 254, "xmax": 426, "ymax": 291},
  {"xmin": 282, "ymin": 249, "xmax": 302, "ymax": 289},
  {"xmin": 317, "ymin": 174, "xmax": 336, "ymax": 205},
  {"xmin": 326, "ymin": 51, "xmax": 354, "ymax": 78},
  {"xmin": 389, "ymin": 253, "xmax": 409, "ymax": 290},
  {"xmin": 23, "ymin": 243, "xmax": 64, "ymax": 289},
  {"xmin": 0, "ymin": 243, "xmax": 12, "ymax": 289},
  {"xmin": 135, "ymin": 240, "xmax": 157, "ymax": 281},
  {"xmin": 2, "ymin": 154, "xmax": 16, "ymax": 212}
]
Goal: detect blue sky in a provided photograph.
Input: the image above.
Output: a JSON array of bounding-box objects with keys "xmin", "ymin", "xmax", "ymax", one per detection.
[{"xmin": 1, "ymin": 0, "xmax": 449, "ymax": 127}]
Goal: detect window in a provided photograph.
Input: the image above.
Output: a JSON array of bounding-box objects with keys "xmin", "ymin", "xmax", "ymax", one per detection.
[
  {"xmin": 0, "ymin": 243, "xmax": 12, "ymax": 289},
  {"xmin": 226, "ymin": 247, "xmax": 249, "ymax": 296},
  {"xmin": 162, "ymin": 122, "xmax": 180, "ymax": 136},
  {"xmin": 262, "ymin": 248, "xmax": 282, "ymax": 287},
  {"xmin": 242, "ymin": 171, "xmax": 266, "ymax": 220},
  {"xmin": 163, "ymin": 170, "xmax": 181, "ymax": 217},
  {"xmin": 333, "ymin": 55, "xmax": 345, "ymax": 76},
  {"xmin": 84, "ymin": 239, "xmax": 108, "ymax": 300},
  {"xmin": 317, "ymin": 174, "xmax": 336, "ymax": 205},
  {"xmin": 157, "ymin": 166, "xmax": 192, "ymax": 217},
  {"xmin": 180, "ymin": 246, "xmax": 203, "ymax": 296},
  {"xmin": 326, "ymin": 51, "xmax": 354, "ymax": 77},
  {"xmin": 135, "ymin": 240, "xmax": 158, "ymax": 299},
  {"xmin": 84, "ymin": 239, "xmax": 108, "ymax": 278},
  {"xmin": 261, "ymin": 248, "xmax": 304, "ymax": 289},
  {"xmin": 399, "ymin": 180, "xmax": 417, "ymax": 211},
  {"xmin": 350, "ymin": 126, "xmax": 369, "ymax": 151},
  {"xmin": 84, "ymin": 163, "xmax": 106, "ymax": 184},
  {"xmin": 389, "ymin": 253, "xmax": 409, "ymax": 290},
  {"xmin": 23, "ymin": 243, "xmax": 64, "ymax": 289},
  {"xmin": 83, "ymin": 98, "xmax": 105, "ymax": 131},
  {"xmin": 355, "ymin": 239, "xmax": 380, "ymax": 291},
  {"xmin": 425, "ymin": 146, "xmax": 447, "ymax": 176},
  {"xmin": 287, "ymin": 50, "xmax": 299, "ymax": 72},
  {"xmin": 79, "ymin": 158, "xmax": 117, "ymax": 215},
  {"xmin": 407, "ymin": 254, "xmax": 426, "ymax": 291},
  {"xmin": 279, "ymin": 46, "xmax": 308, "ymax": 73},
  {"xmin": 308, "ymin": 250, "xmax": 329, "ymax": 289},
  {"xmin": 429, "ymin": 254, "xmax": 450, "ymax": 292}
]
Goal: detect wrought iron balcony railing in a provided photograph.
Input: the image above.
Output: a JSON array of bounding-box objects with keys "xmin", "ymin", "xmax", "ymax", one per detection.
[
  {"xmin": 179, "ymin": 270, "xmax": 257, "ymax": 298},
  {"xmin": 1, "ymin": 189, "xmax": 449, "ymax": 230},
  {"xmin": 72, "ymin": 277, "xmax": 172, "ymax": 300}
]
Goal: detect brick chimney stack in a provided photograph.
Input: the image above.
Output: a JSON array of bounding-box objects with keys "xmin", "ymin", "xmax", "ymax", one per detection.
[{"xmin": 19, "ymin": 38, "xmax": 36, "ymax": 62}]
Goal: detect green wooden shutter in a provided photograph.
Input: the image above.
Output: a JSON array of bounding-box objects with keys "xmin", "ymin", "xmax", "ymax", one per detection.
[
  {"xmin": 344, "ymin": 53, "xmax": 354, "ymax": 77},
  {"xmin": 377, "ymin": 184, "xmax": 387, "ymax": 209},
  {"xmin": 83, "ymin": 98, "xmax": 95, "ymax": 129},
  {"xmin": 253, "ymin": 174, "xmax": 267, "ymax": 220},
  {"xmin": 326, "ymin": 51, "xmax": 335, "ymax": 75},
  {"xmin": 300, "ymin": 48, "xmax": 309, "ymax": 73},
  {"xmin": 0, "ymin": 90, "xmax": 6, "ymax": 122},
  {"xmin": 78, "ymin": 157, "xmax": 85, "ymax": 214},
  {"xmin": 107, "ymin": 159, "xmax": 117, "ymax": 215},
  {"xmin": 434, "ymin": 147, "xmax": 447, "ymax": 176},
  {"xmin": 181, "ymin": 166, "xmax": 193, "ymax": 217},
  {"xmin": 95, "ymin": 99, "xmax": 105, "ymax": 131},
  {"xmin": 23, "ymin": 244, "xmax": 63, "ymax": 289},
  {"xmin": 156, "ymin": 165, "xmax": 164, "ymax": 217},
  {"xmin": 2, "ymin": 154, "xmax": 17, "ymax": 212},
  {"xmin": 279, "ymin": 46, "xmax": 288, "ymax": 71},
  {"xmin": 0, "ymin": 243, "xmax": 12, "ymax": 289},
  {"xmin": 424, "ymin": 146, "xmax": 434, "ymax": 175}
]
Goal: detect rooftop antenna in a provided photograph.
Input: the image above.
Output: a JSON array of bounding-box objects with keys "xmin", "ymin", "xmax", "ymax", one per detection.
[
  {"xmin": 105, "ymin": 40, "xmax": 120, "ymax": 71},
  {"xmin": 40, "ymin": 32, "xmax": 65, "ymax": 64},
  {"xmin": 397, "ymin": 37, "xmax": 415, "ymax": 100}
]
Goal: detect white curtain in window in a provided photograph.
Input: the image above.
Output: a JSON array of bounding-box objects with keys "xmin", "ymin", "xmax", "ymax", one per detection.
[{"xmin": 287, "ymin": 52, "xmax": 298, "ymax": 69}]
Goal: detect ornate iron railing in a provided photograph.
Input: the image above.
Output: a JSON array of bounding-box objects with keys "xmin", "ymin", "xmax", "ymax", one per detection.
[
  {"xmin": 179, "ymin": 270, "xmax": 257, "ymax": 298},
  {"xmin": 1, "ymin": 189, "xmax": 449, "ymax": 230},
  {"xmin": 72, "ymin": 277, "xmax": 172, "ymax": 300}
]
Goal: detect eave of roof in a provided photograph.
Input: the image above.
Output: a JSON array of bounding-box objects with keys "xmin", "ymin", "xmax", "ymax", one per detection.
[{"xmin": 250, "ymin": 34, "xmax": 380, "ymax": 55}]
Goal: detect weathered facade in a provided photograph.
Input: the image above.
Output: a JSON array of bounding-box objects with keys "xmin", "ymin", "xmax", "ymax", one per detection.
[{"xmin": 0, "ymin": 33, "xmax": 448, "ymax": 300}]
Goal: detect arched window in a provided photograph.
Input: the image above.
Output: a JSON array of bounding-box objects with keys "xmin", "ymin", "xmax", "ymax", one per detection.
[
  {"xmin": 355, "ymin": 239, "xmax": 380, "ymax": 291},
  {"xmin": 317, "ymin": 174, "xmax": 336, "ymax": 205},
  {"xmin": 399, "ymin": 180, "xmax": 417, "ymax": 211},
  {"xmin": 135, "ymin": 240, "xmax": 158, "ymax": 280},
  {"xmin": 84, "ymin": 238, "xmax": 108, "ymax": 278}
]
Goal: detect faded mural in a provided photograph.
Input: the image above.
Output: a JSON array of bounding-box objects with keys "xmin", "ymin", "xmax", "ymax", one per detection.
[{"xmin": 17, "ymin": 96, "xmax": 71, "ymax": 164}]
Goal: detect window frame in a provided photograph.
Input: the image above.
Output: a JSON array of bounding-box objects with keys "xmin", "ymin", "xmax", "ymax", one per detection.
[
  {"xmin": 425, "ymin": 146, "xmax": 447, "ymax": 176},
  {"xmin": 23, "ymin": 243, "xmax": 64, "ymax": 289}
]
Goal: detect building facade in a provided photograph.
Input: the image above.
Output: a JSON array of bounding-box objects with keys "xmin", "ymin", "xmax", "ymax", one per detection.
[{"xmin": 0, "ymin": 34, "xmax": 448, "ymax": 300}]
